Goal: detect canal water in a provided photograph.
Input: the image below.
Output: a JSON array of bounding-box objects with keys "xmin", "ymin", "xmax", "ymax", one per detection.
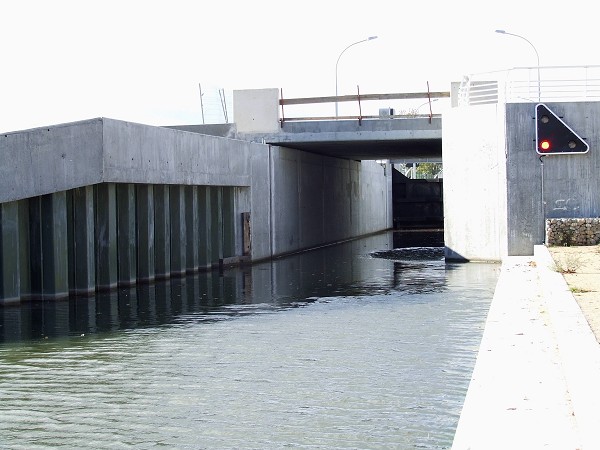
[{"xmin": 0, "ymin": 231, "xmax": 499, "ymax": 449}]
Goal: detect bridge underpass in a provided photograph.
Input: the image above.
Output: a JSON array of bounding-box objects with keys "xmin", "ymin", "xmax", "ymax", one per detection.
[
  {"xmin": 178, "ymin": 88, "xmax": 449, "ymax": 235},
  {"xmin": 0, "ymin": 90, "xmax": 445, "ymax": 304},
  {"xmin": 237, "ymin": 115, "xmax": 444, "ymax": 231}
]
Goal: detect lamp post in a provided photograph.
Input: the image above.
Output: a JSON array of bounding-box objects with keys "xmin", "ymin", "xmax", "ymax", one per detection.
[
  {"xmin": 495, "ymin": 29, "xmax": 541, "ymax": 101},
  {"xmin": 335, "ymin": 36, "xmax": 378, "ymax": 117}
]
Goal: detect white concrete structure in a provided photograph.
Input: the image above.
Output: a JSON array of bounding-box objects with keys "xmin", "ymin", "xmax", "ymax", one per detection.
[
  {"xmin": 443, "ymin": 101, "xmax": 600, "ymax": 261},
  {"xmin": 233, "ymin": 88, "xmax": 280, "ymax": 133},
  {"xmin": 442, "ymin": 104, "xmax": 507, "ymax": 261}
]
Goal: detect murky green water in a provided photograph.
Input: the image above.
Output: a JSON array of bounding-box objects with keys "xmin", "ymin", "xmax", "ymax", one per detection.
[{"xmin": 0, "ymin": 231, "xmax": 499, "ymax": 449}]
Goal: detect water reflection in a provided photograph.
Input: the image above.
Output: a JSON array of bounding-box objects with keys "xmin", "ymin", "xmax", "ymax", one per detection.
[
  {"xmin": 0, "ymin": 229, "xmax": 499, "ymax": 449},
  {"xmin": 0, "ymin": 233, "xmax": 379, "ymax": 342},
  {"xmin": 393, "ymin": 228, "xmax": 444, "ymax": 248},
  {"xmin": 0, "ymin": 272, "xmax": 248, "ymax": 343},
  {"xmin": 0, "ymin": 230, "xmax": 452, "ymax": 343}
]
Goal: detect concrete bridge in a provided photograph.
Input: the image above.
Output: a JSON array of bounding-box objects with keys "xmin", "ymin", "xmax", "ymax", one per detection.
[
  {"xmin": 254, "ymin": 116, "xmax": 442, "ymax": 161},
  {"xmin": 172, "ymin": 89, "xmax": 446, "ymax": 162},
  {"xmin": 2, "ymin": 66, "xmax": 600, "ymax": 304},
  {"xmin": 233, "ymin": 88, "xmax": 445, "ymax": 162}
]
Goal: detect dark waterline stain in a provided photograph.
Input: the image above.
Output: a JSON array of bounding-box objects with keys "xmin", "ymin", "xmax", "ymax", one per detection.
[{"xmin": 0, "ymin": 230, "xmax": 446, "ymax": 344}]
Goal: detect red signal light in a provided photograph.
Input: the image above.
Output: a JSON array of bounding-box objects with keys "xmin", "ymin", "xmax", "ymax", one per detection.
[{"xmin": 535, "ymin": 104, "xmax": 589, "ymax": 155}]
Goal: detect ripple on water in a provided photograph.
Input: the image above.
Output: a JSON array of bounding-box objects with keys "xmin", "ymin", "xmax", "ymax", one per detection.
[{"xmin": 0, "ymin": 233, "xmax": 498, "ymax": 449}]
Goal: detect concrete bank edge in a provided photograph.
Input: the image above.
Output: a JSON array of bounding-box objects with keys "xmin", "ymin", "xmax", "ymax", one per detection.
[{"xmin": 534, "ymin": 244, "xmax": 600, "ymax": 450}]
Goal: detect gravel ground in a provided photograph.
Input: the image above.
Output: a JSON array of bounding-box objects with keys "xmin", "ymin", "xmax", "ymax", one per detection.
[{"xmin": 548, "ymin": 245, "xmax": 600, "ymax": 343}]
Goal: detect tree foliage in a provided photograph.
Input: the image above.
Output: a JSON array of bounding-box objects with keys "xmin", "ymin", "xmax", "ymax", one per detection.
[{"xmin": 415, "ymin": 162, "xmax": 442, "ymax": 178}]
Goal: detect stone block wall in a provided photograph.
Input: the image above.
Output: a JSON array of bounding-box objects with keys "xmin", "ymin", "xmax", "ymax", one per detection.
[{"xmin": 546, "ymin": 218, "xmax": 600, "ymax": 246}]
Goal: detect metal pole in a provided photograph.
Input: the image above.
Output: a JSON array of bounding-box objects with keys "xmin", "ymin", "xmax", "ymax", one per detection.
[
  {"xmin": 335, "ymin": 36, "xmax": 377, "ymax": 117},
  {"xmin": 540, "ymin": 155, "xmax": 546, "ymax": 243},
  {"xmin": 495, "ymin": 30, "xmax": 541, "ymax": 101},
  {"xmin": 198, "ymin": 83, "xmax": 205, "ymax": 124}
]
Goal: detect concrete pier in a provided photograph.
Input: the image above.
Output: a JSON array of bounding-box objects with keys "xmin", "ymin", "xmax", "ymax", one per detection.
[
  {"xmin": 210, "ymin": 187, "xmax": 224, "ymax": 265},
  {"xmin": 0, "ymin": 182, "xmax": 247, "ymax": 303},
  {"xmin": 41, "ymin": 192, "xmax": 69, "ymax": 300},
  {"xmin": 153, "ymin": 184, "xmax": 171, "ymax": 280},
  {"xmin": 184, "ymin": 186, "xmax": 199, "ymax": 273},
  {"xmin": 0, "ymin": 201, "xmax": 20, "ymax": 304},
  {"xmin": 95, "ymin": 183, "xmax": 118, "ymax": 291},
  {"xmin": 136, "ymin": 184, "xmax": 155, "ymax": 282},
  {"xmin": 169, "ymin": 185, "xmax": 187, "ymax": 276},
  {"xmin": 198, "ymin": 186, "xmax": 213, "ymax": 270},
  {"xmin": 70, "ymin": 186, "xmax": 96, "ymax": 295},
  {"xmin": 117, "ymin": 183, "xmax": 137, "ymax": 286}
]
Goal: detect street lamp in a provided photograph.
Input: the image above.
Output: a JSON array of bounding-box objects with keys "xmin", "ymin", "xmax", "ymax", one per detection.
[
  {"xmin": 495, "ymin": 29, "xmax": 541, "ymax": 101},
  {"xmin": 335, "ymin": 36, "xmax": 378, "ymax": 117}
]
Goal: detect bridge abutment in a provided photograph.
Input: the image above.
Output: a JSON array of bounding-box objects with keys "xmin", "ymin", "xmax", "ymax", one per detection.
[
  {"xmin": 443, "ymin": 101, "xmax": 600, "ymax": 261},
  {"xmin": 0, "ymin": 117, "xmax": 391, "ymax": 305}
]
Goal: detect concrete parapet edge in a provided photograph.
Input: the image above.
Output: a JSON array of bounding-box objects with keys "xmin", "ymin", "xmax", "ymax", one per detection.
[{"xmin": 534, "ymin": 244, "xmax": 600, "ymax": 450}]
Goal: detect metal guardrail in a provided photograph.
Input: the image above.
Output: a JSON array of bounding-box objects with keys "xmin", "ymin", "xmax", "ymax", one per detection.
[
  {"xmin": 458, "ymin": 65, "xmax": 600, "ymax": 106},
  {"xmin": 279, "ymin": 87, "xmax": 450, "ymax": 126}
]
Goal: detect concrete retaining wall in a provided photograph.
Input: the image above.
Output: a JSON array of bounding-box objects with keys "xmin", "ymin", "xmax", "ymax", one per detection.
[
  {"xmin": 505, "ymin": 102, "xmax": 600, "ymax": 255},
  {"xmin": 546, "ymin": 218, "xmax": 600, "ymax": 246},
  {"xmin": 443, "ymin": 101, "xmax": 600, "ymax": 261},
  {"xmin": 270, "ymin": 146, "xmax": 390, "ymax": 256},
  {"xmin": 0, "ymin": 118, "xmax": 391, "ymax": 303}
]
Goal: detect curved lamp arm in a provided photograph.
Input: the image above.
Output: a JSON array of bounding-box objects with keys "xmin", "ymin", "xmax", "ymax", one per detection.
[
  {"xmin": 495, "ymin": 30, "xmax": 541, "ymax": 101},
  {"xmin": 335, "ymin": 36, "xmax": 378, "ymax": 117}
]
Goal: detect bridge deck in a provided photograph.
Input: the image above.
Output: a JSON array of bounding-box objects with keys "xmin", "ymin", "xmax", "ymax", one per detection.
[{"xmin": 245, "ymin": 116, "xmax": 443, "ymax": 161}]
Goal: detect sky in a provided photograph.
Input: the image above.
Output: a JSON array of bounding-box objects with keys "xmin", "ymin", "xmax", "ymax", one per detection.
[{"xmin": 1, "ymin": 0, "xmax": 599, "ymax": 132}]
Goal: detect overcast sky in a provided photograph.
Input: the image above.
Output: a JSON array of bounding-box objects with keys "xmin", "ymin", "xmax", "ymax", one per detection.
[{"xmin": 1, "ymin": 0, "xmax": 598, "ymax": 132}]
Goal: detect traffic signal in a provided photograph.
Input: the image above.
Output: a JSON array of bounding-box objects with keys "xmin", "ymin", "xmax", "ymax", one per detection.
[{"xmin": 535, "ymin": 103, "xmax": 589, "ymax": 155}]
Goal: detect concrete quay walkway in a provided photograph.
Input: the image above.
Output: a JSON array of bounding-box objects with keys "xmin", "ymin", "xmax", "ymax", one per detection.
[{"xmin": 452, "ymin": 245, "xmax": 600, "ymax": 450}]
